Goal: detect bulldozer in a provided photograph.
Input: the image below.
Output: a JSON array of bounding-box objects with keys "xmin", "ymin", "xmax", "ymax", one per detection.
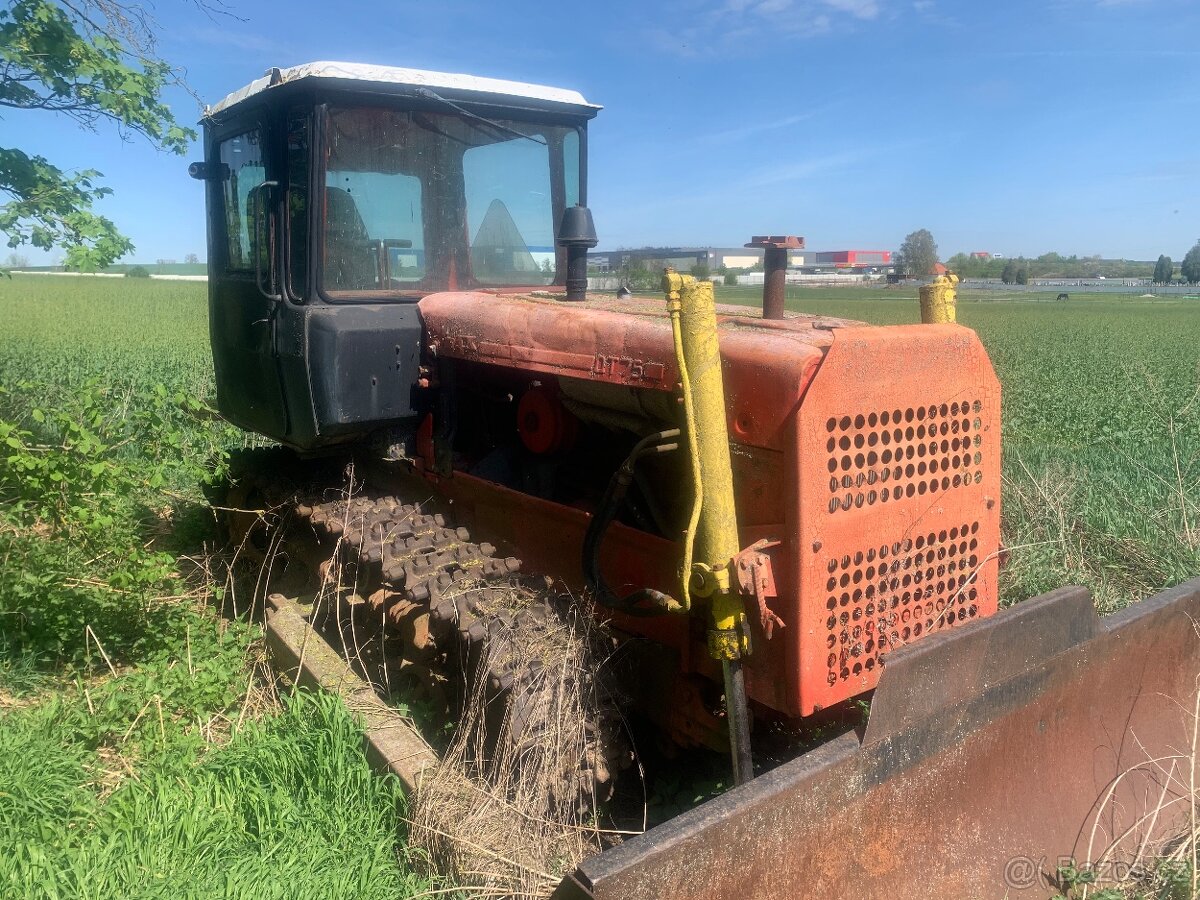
[{"xmin": 193, "ymin": 62, "xmax": 1200, "ymax": 898}]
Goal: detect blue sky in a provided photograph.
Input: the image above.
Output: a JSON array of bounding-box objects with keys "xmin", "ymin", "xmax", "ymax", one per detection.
[{"xmin": 8, "ymin": 0, "xmax": 1200, "ymax": 263}]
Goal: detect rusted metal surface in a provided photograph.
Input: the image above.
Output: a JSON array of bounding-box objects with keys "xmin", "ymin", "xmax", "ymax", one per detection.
[
  {"xmin": 733, "ymin": 540, "xmax": 784, "ymax": 640},
  {"xmin": 418, "ymin": 295, "xmax": 1004, "ymax": 719},
  {"xmin": 419, "ymin": 291, "xmax": 842, "ymax": 451},
  {"xmin": 554, "ymin": 577, "xmax": 1200, "ymax": 899},
  {"xmin": 745, "ymin": 235, "xmax": 804, "ymax": 320},
  {"xmin": 792, "ymin": 325, "xmax": 1002, "ymax": 714}
]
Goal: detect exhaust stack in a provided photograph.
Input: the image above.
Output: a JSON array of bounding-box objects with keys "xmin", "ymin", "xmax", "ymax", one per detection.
[
  {"xmin": 745, "ymin": 235, "xmax": 804, "ymax": 319},
  {"xmin": 557, "ymin": 205, "xmax": 598, "ymax": 301}
]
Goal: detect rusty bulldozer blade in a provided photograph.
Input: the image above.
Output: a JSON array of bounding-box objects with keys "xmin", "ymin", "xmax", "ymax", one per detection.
[{"xmin": 552, "ymin": 577, "xmax": 1200, "ymax": 899}]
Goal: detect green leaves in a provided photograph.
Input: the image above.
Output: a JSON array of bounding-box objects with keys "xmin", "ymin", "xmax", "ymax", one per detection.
[
  {"xmin": 0, "ymin": 148, "xmax": 135, "ymax": 269},
  {"xmin": 896, "ymin": 228, "xmax": 938, "ymax": 279},
  {"xmin": 0, "ymin": 0, "xmax": 198, "ymax": 267},
  {"xmin": 1182, "ymin": 240, "xmax": 1200, "ymax": 284}
]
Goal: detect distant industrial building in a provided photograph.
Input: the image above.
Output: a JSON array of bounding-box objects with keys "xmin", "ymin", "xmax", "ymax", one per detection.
[
  {"xmin": 808, "ymin": 250, "xmax": 891, "ymax": 271},
  {"xmin": 591, "ymin": 246, "xmax": 892, "ymax": 275},
  {"xmin": 589, "ymin": 247, "xmax": 796, "ymax": 273}
]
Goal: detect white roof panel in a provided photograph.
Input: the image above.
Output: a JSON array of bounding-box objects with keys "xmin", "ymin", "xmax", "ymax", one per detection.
[{"xmin": 207, "ymin": 61, "xmax": 599, "ymax": 117}]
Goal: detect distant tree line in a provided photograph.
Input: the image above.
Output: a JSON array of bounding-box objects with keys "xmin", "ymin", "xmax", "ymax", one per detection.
[{"xmin": 944, "ymin": 242, "xmax": 1200, "ymax": 283}]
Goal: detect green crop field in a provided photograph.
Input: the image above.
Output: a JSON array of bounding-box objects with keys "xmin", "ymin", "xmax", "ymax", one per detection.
[
  {"xmin": 0, "ymin": 276, "xmax": 438, "ymax": 899},
  {"xmin": 1, "ymin": 275, "xmax": 1197, "ymax": 896}
]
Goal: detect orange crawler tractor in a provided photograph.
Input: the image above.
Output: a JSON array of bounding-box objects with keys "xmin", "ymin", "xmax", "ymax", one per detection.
[{"xmin": 195, "ymin": 62, "xmax": 1200, "ymax": 898}]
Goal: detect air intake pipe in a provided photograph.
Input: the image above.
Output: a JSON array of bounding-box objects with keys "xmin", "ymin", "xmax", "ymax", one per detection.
[{"xmin": 557, "ymin": 205, "xmax": 598, "ymax": 301}]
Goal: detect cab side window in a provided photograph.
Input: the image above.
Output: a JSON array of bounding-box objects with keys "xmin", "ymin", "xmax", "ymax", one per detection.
[
  {"xmin": 286, "ymin": 115, "xmax": 309, "ymax": 298},
  {"xmin": 218, "ymin": 130, "xmax": 267, "ymax": 271}
]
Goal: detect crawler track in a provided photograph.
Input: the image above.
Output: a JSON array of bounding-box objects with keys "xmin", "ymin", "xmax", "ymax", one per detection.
[{"xmin": 220, "ymin": 449, "xmax": 633, "ymax": 807}]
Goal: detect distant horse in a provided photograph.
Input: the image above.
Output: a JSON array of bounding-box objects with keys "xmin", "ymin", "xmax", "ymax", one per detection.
[{"xmin": 1056, "ymin": 293, "xmax": 1069, "ymax": 302}]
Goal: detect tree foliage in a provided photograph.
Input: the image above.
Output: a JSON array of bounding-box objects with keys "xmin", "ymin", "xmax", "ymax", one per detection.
[
  {"xmin": 1000, "ymin": 260, "xmax": 1017, "ymax": 284},
  {"xmin": 1015, "ymin": 266, "xmax": 1029, "ymax": 285},
  {"xmin": 0, "ymin": 0, "xmax": 197, "ymax": 270},
  {"xmin": 895, "ymin": 229, "xmax": 938, "ymax": 279},
  {"xmin": 1152, "ymin": 254, "xmax": 1173, "ymax": 285},
  {"xmin": 1182, "ymin": 241, "xmax": 1200, "ymax": 285},
  {"xmin": 946, "ymin": 252, "xmax": 1160, "ymax": 281}
]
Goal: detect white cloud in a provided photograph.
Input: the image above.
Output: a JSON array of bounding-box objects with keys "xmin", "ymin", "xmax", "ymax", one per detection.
[
  {"xmin": 639, "ymin": 0, "xmax": 887, "ymax": 56},
  {"xmin": 190, "ymin": 26, "xmax": 283, "ymax": 54},
  {"xmin": 821, "ymin": 0, "xmax": 882, "ymax": 19},
  {"xmin": 702, "ymin": 112, "xmax": 817, "ymax": 144}
]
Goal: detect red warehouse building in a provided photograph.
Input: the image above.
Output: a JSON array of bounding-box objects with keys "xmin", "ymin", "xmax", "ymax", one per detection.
[{"xmin": 812, "ymin": 250, "xmax": 892, "ymax": 268}]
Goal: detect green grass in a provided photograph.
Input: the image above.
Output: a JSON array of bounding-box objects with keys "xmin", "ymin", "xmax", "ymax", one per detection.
[
  {"xmin": 0, "ymin": 690, "xmax": 429, "ymax": 900},
  {"xmin": 0, "ymin": 275, "xmax": 438, "ymax": 898},
  {"xmin": 1, "ymin": 274, "xmax": 1197, "ymax": 896}
]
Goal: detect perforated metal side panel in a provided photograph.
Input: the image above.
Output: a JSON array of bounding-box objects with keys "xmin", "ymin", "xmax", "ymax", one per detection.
[{"xmin": 793, "ymin": 325, "xmax": 1001, "ymax": 715}]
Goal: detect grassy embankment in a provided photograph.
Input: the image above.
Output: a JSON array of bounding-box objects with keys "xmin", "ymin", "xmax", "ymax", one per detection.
[{"xmin": 0, "ymin": 276, "xmax": 438, "ymax": 898}]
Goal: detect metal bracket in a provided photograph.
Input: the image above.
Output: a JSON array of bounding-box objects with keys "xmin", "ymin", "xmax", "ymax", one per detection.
[{"xmin": 733, "ymin": 539, "xmax": 785, "ymax": 640}]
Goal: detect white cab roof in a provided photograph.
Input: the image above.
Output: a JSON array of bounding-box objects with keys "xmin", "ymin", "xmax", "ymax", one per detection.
[{"xmin": 207, "ymin": 61, "xmax": 599, "ymax": 117}]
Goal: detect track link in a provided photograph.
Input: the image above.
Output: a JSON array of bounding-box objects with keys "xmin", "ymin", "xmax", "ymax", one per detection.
[{"xmin": 223, "ymin": 451, "xmax": 633, "ymax": 807}]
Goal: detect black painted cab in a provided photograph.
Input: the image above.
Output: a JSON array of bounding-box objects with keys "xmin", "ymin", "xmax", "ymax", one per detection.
[{"xmin": 195, "ymin": 62, "xmax": 599, "ymax": 451}]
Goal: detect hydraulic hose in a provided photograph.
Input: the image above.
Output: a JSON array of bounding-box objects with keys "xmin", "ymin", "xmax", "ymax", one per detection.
[
  {"xmin": 583, "ymin": 429, "xmax": 684, "ymax": 616},
  {"xmin": 669, "ymin": 294, "xmax": 704, "ymax": 611}
]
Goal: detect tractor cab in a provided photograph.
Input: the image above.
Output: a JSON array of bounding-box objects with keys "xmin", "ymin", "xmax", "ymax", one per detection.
[{"xmin": 191, "ymin": 62, "xmax": 599, "ymax": 451}]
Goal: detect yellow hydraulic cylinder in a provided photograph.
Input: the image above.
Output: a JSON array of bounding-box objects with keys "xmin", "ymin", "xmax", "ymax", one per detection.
[
  {"xmin": 919, "ymin": 271, "xmax": 959, "ymax": 323},
  {"xmin": 664, "ymin": 270, "xmax": 756, "ymax": 785},
  {"xmin": 663, "ymin": 271, "xmax": 747, "ymax": 660}
]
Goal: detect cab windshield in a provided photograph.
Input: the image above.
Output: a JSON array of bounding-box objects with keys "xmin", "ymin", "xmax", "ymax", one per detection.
[{"xmin": 320, "ymin": 105, "xmax": 581, "ymax": 298}]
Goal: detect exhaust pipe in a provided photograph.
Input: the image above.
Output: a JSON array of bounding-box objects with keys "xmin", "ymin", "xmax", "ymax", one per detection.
[
  {"xmin": 557, "ymin": 205, "xmax": 598, "ymax": 301},
  {"xmin": 745, "ymin": 235, "xmax": 804, "ymax": 320}
]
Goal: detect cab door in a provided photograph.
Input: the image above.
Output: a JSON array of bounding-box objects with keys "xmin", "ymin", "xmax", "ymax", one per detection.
[{"xmin": 207, "ymin": 122, "xmax": 290, "ymax": 438}]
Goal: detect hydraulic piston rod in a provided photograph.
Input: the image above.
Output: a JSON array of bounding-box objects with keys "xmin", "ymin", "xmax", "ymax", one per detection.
[{"xmin": 663, "ymin": 270, "xmax": 754, "ymax": 785}]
